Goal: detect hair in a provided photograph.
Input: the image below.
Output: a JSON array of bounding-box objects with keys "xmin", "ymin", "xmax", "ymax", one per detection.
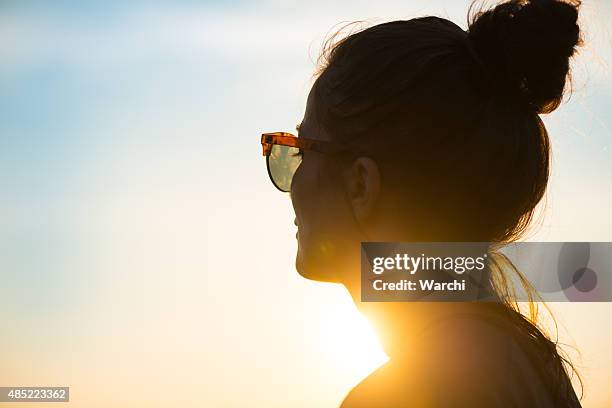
[{"xmin": 311, "ymin": 0, "xmax": 582, "ymax": 404}]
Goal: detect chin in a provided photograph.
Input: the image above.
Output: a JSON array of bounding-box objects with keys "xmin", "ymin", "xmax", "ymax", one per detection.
[
  {"xmin": 295, "ymin": 239, "xmax": 315, "ymax": 280},
  {"xmin": 294, "ymin": 252, "xmax": 305, "ymax": 276},
  {"xmin": 295, "ymin": 251, "xmax": 315, "ymax": 280},
  {"xmin": 295, "ymin": 251, "xmax": 340, "ymax": 283}
]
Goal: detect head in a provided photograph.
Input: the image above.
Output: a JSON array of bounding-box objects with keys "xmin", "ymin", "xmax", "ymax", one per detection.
[{"xmin": 289, "ymin": 0, "xmax": 581, "ymax": 287}]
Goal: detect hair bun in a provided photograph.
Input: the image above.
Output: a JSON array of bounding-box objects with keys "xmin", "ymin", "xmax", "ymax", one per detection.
[{"xmin": 467, "ymin": 0, "xmax": 581, "ymax": 113}]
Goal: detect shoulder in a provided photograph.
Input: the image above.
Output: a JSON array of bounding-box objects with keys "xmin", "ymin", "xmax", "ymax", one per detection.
[{"xmin": 341, "ymin": 313, "xmax": 557, "ymax": 408}]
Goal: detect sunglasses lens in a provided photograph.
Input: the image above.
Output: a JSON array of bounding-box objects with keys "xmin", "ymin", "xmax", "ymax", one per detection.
[{"xmin": 268, "ymin": 144, "xmax": 302, "ymax": 192}]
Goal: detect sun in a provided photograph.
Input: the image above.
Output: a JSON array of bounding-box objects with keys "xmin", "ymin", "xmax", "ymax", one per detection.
[{"xmin": 316, "ymin": 291, "xmax": 389, "ymax": 384}]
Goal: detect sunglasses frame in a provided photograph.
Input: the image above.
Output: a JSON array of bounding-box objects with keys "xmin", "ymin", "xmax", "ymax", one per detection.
[{"xmin": 261, "ymin": 132, "xmax": 350, "ymax": 192}]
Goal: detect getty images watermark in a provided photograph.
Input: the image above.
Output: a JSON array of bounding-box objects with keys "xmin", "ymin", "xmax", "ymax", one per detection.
[{"xmin": 361, "ymin": 242, "xmax": 611, "ymax": 302}]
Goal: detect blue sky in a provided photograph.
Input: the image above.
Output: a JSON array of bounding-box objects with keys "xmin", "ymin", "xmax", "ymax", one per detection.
[{"xmin": 0, "ymin": 1, "xmax": 611, "ymax": 407}]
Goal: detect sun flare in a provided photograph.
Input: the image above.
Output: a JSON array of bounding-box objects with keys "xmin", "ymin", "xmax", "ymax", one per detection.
[{"xmin": 316, "ymin": 295, "xmax": 389, "ymax": 384}]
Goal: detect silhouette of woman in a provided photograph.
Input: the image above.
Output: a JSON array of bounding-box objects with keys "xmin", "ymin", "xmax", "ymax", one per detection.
[{"xmin": 261, "ymin": 0, "xmax": 583, "ymax": 406}]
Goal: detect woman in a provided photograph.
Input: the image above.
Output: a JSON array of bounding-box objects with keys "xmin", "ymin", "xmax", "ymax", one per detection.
[{"xmin": 261, "ymin": 0, "xmax": 583, "ymax": 406}]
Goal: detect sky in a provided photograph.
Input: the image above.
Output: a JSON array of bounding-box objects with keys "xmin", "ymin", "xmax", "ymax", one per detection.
[{"xmin": 0, "ymin": 1, "xmax": 611, "ymax": 407}]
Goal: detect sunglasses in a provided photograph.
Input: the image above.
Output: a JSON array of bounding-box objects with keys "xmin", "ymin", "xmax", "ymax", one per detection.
[{"xmin": 261, "ymin": 132, "xmax": 350, "ymax": 192}]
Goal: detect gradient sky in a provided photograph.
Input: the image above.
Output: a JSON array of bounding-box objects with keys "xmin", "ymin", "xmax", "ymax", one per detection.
[{"xmin": 1, "ymin": 1, "xmax": 611, "ymax": 407}]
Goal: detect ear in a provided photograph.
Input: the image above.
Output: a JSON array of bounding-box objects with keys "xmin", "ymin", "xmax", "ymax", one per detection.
[{"xmin": 343, "ymin": 157, "xmax": 381, "ymax": 222}]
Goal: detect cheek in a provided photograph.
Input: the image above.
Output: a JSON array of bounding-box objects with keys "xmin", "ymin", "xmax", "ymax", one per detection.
[
  {"xmin": 291, "ymin": 159, "xmax": 357, "ymax": 278},
  {"xmin": 292, "ymin": 157, "xmax": 339, "ymax": 232}
]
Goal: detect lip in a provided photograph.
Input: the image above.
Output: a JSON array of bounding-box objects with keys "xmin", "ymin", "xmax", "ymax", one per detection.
[{"xmin": 294, "ymin": 218, "xmax": 298, "ymax": 227}]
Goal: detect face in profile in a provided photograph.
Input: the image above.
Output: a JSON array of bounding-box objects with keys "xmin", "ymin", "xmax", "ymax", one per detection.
[
  {"xmin": 289, "ymin": 91, "xmax": 370, "ymax": 284},
  {"xmin": 290, "ymin": 91, "xmax": 346, "ymax": 282}
]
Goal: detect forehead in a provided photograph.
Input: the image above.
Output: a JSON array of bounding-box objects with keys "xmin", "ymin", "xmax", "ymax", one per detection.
[{"xmin": 298, "ymin": 87, "xmax": 332, "ymax": 143}]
